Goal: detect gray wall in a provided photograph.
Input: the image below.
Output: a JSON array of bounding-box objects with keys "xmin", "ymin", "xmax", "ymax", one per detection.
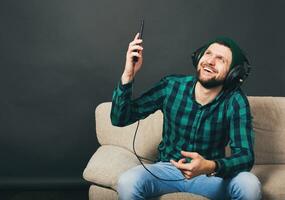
[{"xmin": 0, "ymin": 0, "xmax": 284, "ymax": 189}]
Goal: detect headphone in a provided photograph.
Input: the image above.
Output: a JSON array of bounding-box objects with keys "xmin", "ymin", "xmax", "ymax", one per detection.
[{"xmin": 191, "ymin": 45, "xmax": 251, "ymax": 90}]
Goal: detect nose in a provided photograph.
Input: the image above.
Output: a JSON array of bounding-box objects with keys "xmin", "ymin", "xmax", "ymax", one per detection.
[{"xmin": 206, "ymin": 56, "xmax": 215, "ymax": 65}]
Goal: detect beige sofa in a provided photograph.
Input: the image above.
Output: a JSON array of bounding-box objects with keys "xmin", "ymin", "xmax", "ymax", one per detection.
[{"xmin": 83, "ymin": 96, "xmax": 285, "ymax": 200}]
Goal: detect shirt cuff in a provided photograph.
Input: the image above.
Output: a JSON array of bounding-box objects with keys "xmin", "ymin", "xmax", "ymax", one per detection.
[
  {"xmin": 213, "ymin": 159, "xmax": 226, "ymax": 178},
  {"xmin": 118, "ymin": 79, "xmax": 134, "ymax": 91}
]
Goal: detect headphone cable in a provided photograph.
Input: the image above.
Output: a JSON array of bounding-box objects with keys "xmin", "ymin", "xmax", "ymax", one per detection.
[{"xmin": 132, "ymin": 120, "xmax": 186, "ymax": 182}]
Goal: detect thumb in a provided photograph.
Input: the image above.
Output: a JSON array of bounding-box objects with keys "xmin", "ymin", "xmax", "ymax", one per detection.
[{"xmin": 134, "ymin": 32, "xmax": 140, "ymax": 40}]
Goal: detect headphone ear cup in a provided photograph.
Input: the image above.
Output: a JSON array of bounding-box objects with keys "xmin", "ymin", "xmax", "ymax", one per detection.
[
  {"xmin": 192, "ymin": 46, "xmax": 207, "ymax": 68},
  {"xmin": 224, "ymin": 65, "xmax": 247, "ymax": 89}
]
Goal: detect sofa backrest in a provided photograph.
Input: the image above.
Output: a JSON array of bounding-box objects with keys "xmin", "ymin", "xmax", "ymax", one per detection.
[
  {"xmin": 95, "ymin": 96, "xmax": 285, "ymax": 164},
  {"xmin": 248, "ymin": 97, "xmax": 285, "ymax": 164}
]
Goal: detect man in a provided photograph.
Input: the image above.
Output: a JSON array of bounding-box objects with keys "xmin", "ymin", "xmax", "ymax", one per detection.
[{"xmin": 110, "ymin": 33, "xmax": 262, "ymax": 200}]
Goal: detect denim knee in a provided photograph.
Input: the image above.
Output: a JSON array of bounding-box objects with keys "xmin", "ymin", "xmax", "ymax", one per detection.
[
  {"xmin": 117, "ymin": 167, "xmax": 145, "ymax": 200},
  {"xmin": 228, "ymin": 172, "xmax": 262, "ymax": 200}
]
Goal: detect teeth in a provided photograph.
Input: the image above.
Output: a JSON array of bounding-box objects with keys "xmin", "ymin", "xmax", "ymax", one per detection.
[{"xmin": 203, "ymin": 67, "xmax": 214, "ymax": 73}]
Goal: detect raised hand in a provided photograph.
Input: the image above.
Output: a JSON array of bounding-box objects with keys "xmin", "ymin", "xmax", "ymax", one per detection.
[{"xmin": 121, "ymin": 33, "xmax": 143, "ymax": 84}]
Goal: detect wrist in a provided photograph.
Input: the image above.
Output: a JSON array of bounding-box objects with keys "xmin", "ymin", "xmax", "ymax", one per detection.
[
  {"xmin": 208, "ymin": 160, "xmax": 217, "ymax": 173},
  {"xmin": 121, "ymin": 73, "xmax": 134, "ymax": 85},
  {"xmin": 206, "ymin": 160, "xmax": 218, "ymax": 176}
]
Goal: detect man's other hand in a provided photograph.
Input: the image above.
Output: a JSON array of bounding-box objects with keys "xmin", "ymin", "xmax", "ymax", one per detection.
[{"xmin": 170, "ymin": 151, "xmax": 216, "ymax": 179}]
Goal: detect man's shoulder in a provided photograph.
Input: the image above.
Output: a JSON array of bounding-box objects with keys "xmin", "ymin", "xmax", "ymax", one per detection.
[
  {"xmin": 226, "ymin": 88, "xmax": 250, "ymax": 108},
  {"xmin": 161, "ymin": 74, "xmax": 196, "ymax": 84}
]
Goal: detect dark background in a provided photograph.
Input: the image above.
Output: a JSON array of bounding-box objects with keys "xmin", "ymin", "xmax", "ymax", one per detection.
[{"xmin": 0, "ymin": 0, "xmax": 284, "ymax": 192}]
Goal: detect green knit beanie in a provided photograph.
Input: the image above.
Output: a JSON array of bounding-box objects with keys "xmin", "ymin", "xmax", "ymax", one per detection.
[{"xmin": 203, "ymin": 36, "xmax": 248, "ymax": 68}]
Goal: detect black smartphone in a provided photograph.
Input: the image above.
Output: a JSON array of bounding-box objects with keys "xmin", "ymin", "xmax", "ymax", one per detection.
[
  {"xmin": 133, "ymin": 19, "xmax": 144, "ymax": 63},
  {"xmin": 138, "ymin": 19, "xmax": 144, "ymax": 39}
]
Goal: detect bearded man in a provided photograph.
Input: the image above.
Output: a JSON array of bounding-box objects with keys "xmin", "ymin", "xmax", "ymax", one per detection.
[{"xmin": 110, "ymin": 35, "xmax": 262, "ymax": 200}]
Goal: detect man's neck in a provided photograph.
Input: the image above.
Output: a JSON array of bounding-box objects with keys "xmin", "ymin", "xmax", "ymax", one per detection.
[{"xmin": 194, "ymin": 81, "xmax": 223, "ymax": 106}]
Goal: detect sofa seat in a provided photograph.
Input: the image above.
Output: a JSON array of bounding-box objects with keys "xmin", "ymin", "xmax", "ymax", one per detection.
[{"xmin": 84, "ymin": 146, "xmax": 285, "ymax": 199}]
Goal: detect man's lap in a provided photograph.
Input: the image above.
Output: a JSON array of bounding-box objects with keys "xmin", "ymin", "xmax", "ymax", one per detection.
[{"xmin": 117, "ymin": 162, "xmax": 261, "ymax": 200}]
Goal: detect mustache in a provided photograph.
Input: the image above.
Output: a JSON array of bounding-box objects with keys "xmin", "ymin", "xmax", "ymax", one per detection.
[{"xmin": 201, "ymin": 63, "xmax": 218, "ymax": 73}]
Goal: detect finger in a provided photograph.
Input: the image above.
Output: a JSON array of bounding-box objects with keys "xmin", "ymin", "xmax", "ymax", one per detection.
[
  {"xmin": 129, "ymin": 39, "xmax": 143, "ymax": 47},
  {"xmin": 181, "ymin": 151, "xmax": 199, "ymax": 159},
  {"xmin": 170, "ymin": 159, "xmax": 178, "ymax": 166},
  {"xmin": 176, "ymin": 159, "xmax": 195, "ymax": 171},
  {"xmin": 184, "ymin": 173, "xmax": 193, "ymax": 179},
  {"xmin": 134, "ymin": 32, "xmax": 139, "ymax": 40},
  {"xmin": 182, "ymin": 169, "xmax": 196, "ymax": 179},
  {"xmin": 180, "ymin": 163, "xmax": 194, "ymax": 173},
  {"xmin": 128, "ymin": 45, "xmax": 143, "ymax": 52},
  {"xmin": 185, "ymin": 174, "xmax": 191, "ymax": 179},
  {"xmin": 171, "ymin": 159, "xmax": 191, "ymax": 170},
  {"xmin": 182, "ymin": 169, "xmax": 192, "ymax": 176},
  {"xmin": 130, "ymin": 51, "xmax": 141, "ymax": 57},
  {"xmin": 171, "ymin": 161, "xmax": 190, "ymax": 171},
  {"xmin": 170, "ymin": 159, "xmax": 182, "ymax": 169},
  {"xmin": 181, "ymin": 170, "xmax": 192, "ymax": 179},
  {"xmin": 178, "ymin": 158, "xmax": 187, "ymax": 164}
]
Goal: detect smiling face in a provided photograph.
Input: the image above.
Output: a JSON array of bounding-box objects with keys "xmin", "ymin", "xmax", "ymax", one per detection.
[{"xmin": 196, "ymin": 43, "xmax": 233, "ymax": 89}]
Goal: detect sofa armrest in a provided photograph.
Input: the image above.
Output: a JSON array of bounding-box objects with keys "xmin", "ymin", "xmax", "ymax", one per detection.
[
  {"xmin": 83, "ymin": 145, "xmax": 140, "ymax": 190},
  {"xmin": 95, "ymin": 102, "xmax": 163, "ymax": 161}
]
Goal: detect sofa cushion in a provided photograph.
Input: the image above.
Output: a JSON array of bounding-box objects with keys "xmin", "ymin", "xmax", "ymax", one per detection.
[
  {"xmin": 95, "ymin": 102, "xmax": 163, "ymax": 161},
  {"xmin": 88, "ymin": 184, "xmax": 209, "ymax": 200},
  {"xmin": 251, "ymin": 164, "xmax": 285, "ymax": 199},
  {"xmin": 150, "ymin": 192, "xmax": 209, "ymax": 200},
  {"xmin": 89, "ymin": 185, "xmax": 117, "ymax": 200},
  {"xmin": 83, "ymin": 145, "xmax": 140, "ymax": 190}
]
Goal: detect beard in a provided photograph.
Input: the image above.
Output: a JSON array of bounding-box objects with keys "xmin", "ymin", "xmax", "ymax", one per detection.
[{"xmin": 196, "ymin": 68, "xmax": 225, "ymax": 89}]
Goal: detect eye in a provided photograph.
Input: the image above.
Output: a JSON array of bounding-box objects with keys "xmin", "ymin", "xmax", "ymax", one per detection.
[
  {"xmin": 205, "ymin": 51, "xmax": 211, "ymax": 55},
  {"xmin": 217, "ymin": 56, "xmax": 225, "ymax": 63}
]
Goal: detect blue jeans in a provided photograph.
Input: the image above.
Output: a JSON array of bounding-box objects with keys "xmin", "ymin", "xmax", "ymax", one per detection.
[{"xmin": 117, "ymin": 162, "xmax": 261, "ymax": 200}]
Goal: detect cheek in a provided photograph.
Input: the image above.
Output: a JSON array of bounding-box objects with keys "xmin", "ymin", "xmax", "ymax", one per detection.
[
  {"xmin": 197, "ymin": 59, "xmax": 203, "ymax": 69},
  {"xmin": 218, "ymin": 66, "xmax": 230, "ymax": 78},
  {"xmin": 197, "ymin": 56, "xmax": 207, "ymax": 67},
  {"xmin": 223, "ymin": 67, "xmax": 230, "ymax": 75}
]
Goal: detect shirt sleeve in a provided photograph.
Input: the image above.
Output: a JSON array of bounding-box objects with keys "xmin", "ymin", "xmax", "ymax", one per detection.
[
  {"xmin": 215, "ymin": 93, "xmax": 255, "ymax": 178},
  {"xmin": 110, "ymin": 77, "xmax": 168, "ymax": 127}
]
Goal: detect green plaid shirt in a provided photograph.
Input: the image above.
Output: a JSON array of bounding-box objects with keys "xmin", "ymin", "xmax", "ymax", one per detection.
[{"xmin": 110, "ymin": 75, "xmax": 254, "ymax": 178}]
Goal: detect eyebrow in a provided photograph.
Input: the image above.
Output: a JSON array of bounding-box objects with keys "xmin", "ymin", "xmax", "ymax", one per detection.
[{"xmin": 205, "ymin": 49, "xmax": 229, "ymax": 63}]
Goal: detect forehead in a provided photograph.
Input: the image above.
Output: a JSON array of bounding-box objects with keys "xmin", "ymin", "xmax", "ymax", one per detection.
[{"xmin": 206, "ymin": 43, "xmax": 232, "ymax": 61}]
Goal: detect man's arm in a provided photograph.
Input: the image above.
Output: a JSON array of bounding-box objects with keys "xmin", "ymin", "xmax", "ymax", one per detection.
[
  {"xmin": 214, "ymin": 94, "xmax": 255, "ymax": 178},
  {"xmin": 110, "ymin": 76, "xmax": 168, "ymax": 127},
  {"xmin": 110, "ymin": 33, "xmax": 168, "ymax": 127}
]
